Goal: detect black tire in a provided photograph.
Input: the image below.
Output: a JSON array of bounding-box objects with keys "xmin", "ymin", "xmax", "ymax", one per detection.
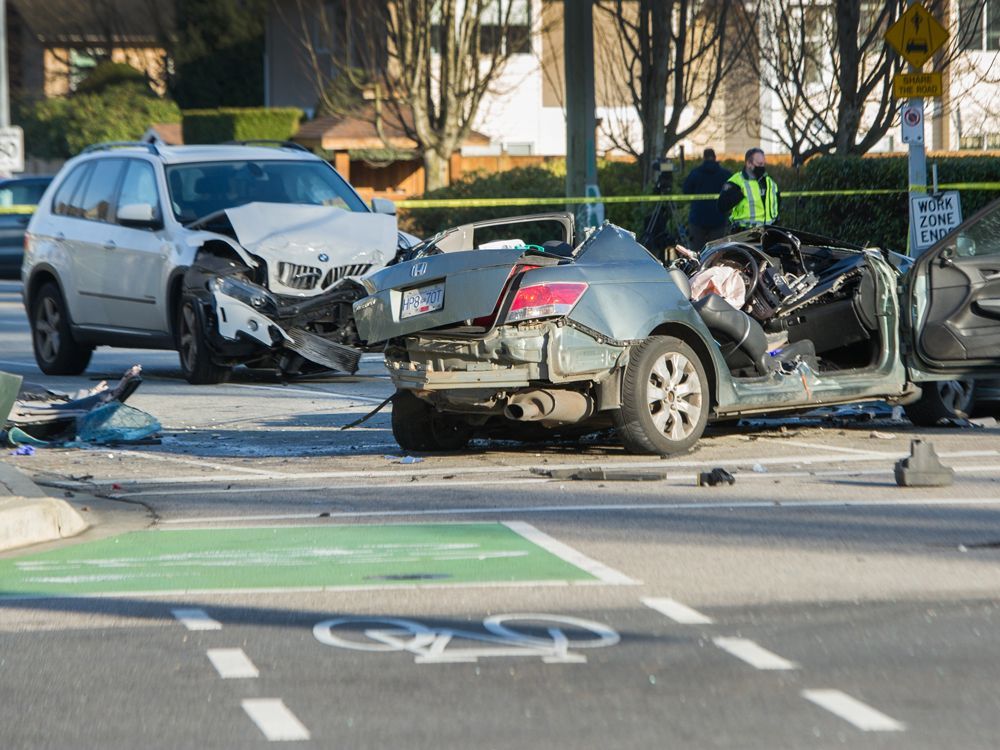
[
  {"xmin": 176, "ymin": 297, "xmax": 232, "ymax": 385},
  {"xmin": 904, "ymin": 379, "xmax": 975, "ymax": 426},
  {"xmin": 391, "ymin": 390, "xmax": 472, "ymax": 452},
  {"xmin": 30, "ymin": 282, "xmax": 93, "ymax": 375},
  {"xmin": 614, "ymin": 335, "xmax": 709, "ymax": 455}
]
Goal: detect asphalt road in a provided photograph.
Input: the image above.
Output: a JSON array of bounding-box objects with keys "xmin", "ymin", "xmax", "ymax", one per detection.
[{"xmin": 4, "ymin": 278, "xmax": 1000, "ymax": 749}]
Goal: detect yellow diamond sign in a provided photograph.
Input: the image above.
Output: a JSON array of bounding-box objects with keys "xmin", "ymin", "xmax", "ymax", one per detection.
[{"xmin": 885, "ymin": 4, "xmax": 949, "ymax": 69}]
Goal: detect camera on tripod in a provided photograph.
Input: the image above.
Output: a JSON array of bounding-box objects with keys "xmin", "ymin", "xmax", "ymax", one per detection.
[{"xmin": 651, "ymin": 157, "xmax": 674, "ymax": 195}]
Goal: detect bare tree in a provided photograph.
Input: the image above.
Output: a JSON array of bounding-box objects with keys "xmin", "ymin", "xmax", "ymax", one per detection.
[
  {"xmin": 595, "ymin": 0, "xmax": 757, "ymax": 186},
  {"xmin": 756, "ymin": 0, "xmax": 989, "ymax": 165},
  {"xmin": 287, "ymin": 0, "xmax": 533, "ymax": 190}
]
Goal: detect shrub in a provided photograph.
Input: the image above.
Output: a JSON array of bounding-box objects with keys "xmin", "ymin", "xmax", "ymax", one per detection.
[
  {"xmin": 74, "ymin": 62, "xmax": 150, "ymax": 95},
  {"xmin": 15, "ymin": 83, "xmax": 181, "ymax": 159},
  {"xmin": 399, "ymin": 154, "xmax": 1000, "ymax": 253},
  {"xmin": 182, "ymin": 108, "xmax": 304, "ymax": 144}
]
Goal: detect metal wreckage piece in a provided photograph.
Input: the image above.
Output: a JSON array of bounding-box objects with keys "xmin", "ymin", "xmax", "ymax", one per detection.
[{"xmin": 2, "ymin": 365, "xmax": 161, "ymax": 447}]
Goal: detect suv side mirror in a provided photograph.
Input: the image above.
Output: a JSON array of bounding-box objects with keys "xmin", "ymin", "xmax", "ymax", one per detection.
[
  {"xmin": 371, "ymin": 197, "xmax": 397, "ymax": 216},
  {"xmin": 118, "ymin": 202, "xmax": 162, "ymax": 230}
]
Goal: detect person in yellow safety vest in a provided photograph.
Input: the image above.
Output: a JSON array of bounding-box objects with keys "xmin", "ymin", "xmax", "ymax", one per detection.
[{"xmin": 717, "ymin": 148, "xmax": 779, "ymax": 229}]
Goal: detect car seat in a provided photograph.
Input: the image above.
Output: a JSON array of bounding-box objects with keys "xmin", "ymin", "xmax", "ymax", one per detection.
[{"xmin": 670, "ymin": 267, "xmax": 771, "ymax": 376}]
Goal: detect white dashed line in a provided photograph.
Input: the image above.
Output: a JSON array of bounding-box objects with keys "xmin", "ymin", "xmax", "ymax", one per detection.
[
  {"xmin": 242, "ymin": 699, "xmax": 311, "ymax": 741},
  {"xmin": 503, "ymin": 521, "xmax": 638, "ymax": 585},
  {"xmin": 712, "ymin": 637, "xmax": 798, "ymax": 670},
  {"xmin": 171, "ymin": 608, "xmax": 221, "ymax": 631},
  {"xmin": 802, "ymin": 689, "xmax": 905, "ymax": 732},
  {"xmin": 207, "ymin": 648, "xmax": 259, "ymax": 679},
  {"xmin": 642, "ymin": 597, "xmax": 714, "ymax": 625}
]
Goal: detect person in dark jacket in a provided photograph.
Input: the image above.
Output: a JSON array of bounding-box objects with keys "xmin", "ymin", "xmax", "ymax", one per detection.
[{"xmin": 682, "ymin": 148, "xmax": 732, "ymax": 252}]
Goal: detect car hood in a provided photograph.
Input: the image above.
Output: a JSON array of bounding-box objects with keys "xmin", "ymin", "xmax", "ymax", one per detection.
[{"xmin": 225, "ymin": 201, "xmax": 394, "ymax": 262}]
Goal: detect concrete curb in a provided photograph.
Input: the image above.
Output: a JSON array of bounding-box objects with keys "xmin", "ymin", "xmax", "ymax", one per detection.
[{"xmin": 0, "ymin": 461, "xmax": 89, "ymax": 553}]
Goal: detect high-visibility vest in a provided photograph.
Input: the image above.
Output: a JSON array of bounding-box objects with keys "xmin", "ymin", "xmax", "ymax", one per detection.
[{"xmin": 727, "ymin": 171, "xmax": 778, "ymax": 225}]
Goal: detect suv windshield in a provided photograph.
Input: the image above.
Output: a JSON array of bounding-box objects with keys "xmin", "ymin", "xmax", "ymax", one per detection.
[{"xmin": 165, "ymin": 160, "xmax": 367, "ymax": 223}]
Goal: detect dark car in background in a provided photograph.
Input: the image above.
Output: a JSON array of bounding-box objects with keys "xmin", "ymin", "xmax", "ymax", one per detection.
[{"xmin": 0, "ymin": 176, "xmax": 52, "ymax": 278}]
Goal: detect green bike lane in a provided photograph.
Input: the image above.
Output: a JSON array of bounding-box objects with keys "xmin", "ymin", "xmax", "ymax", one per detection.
[{"xmin": 0, "ymin": 521, "xmax": 634, "ymax": 598}]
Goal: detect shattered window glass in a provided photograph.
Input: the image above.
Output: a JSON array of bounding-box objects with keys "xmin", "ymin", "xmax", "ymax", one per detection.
[
  {"xmin": 166, "ymin": 160, "xmax": 367, "ymax": 222},
  {"xmin": 956, "ymin": 201, "xmax": 1000, "ymax": 257}
]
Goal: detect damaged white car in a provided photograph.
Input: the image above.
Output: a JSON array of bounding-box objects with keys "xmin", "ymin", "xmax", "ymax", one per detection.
[{"xmin": 22, "ymin": 141, "xmax": 413, "ymax": 383}]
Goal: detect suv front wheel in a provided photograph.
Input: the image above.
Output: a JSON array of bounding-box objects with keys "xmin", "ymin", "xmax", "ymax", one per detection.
[
  {"xmin": 31, "ymin": 282, "xmax": 93, "ymax": 375},
  {"xmin": 177, "ymin": 297, "xmax": 232, "ymax": 385}
]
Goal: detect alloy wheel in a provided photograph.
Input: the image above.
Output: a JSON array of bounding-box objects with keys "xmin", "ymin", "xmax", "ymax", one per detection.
[{"xmin": 646, "ymin": 351, "xmax": 704, "ymax": 441}]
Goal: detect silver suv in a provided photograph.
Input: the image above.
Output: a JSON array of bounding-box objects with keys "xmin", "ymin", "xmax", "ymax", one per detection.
[{"xmin": 23, "ymin": 141, "xmax": 407, "ymax": 383}]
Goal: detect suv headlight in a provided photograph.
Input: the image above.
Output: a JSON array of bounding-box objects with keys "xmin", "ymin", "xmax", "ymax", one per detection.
[{"xmin": 214, "ymin": 276, "xmax": 278, "ymax": 316}]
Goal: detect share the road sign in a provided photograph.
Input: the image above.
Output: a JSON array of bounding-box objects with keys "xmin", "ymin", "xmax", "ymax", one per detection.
[{"xmin": 893, "ymin": 72, "xmax": 943, "ymax": 98}]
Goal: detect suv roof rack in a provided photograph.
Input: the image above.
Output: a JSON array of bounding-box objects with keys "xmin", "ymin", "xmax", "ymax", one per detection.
[
  {"xmin": 222, "ymin": 140, "xmax": 310, "ymax": 152},
  {"xmin": 81, "ymin": 141, "xmax": 160, "ymax": 156}
]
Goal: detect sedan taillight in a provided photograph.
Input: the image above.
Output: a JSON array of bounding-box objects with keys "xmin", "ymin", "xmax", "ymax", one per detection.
[{"xmin": 506, "ymin": 282, "xmax": 588, "ymax": 323}]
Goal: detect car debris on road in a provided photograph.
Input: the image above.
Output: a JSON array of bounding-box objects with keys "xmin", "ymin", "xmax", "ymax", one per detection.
[{"xmin": 2, "ymin": 365, "xmax": 161, "ymax": 447}]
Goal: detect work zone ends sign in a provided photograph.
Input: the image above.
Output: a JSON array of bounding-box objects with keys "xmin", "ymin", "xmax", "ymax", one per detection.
[{"xmin": 910, "ymin": 191, "xmax": 962, "ymax": 253}]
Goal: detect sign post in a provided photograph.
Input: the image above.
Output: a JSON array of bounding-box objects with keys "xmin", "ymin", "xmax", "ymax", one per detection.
[
  {"xmin": 909, "ymin": 191, "xmax": 962, "ymax": 253},
  {"xmin": 884, "ymin": 2, "xmax": 949, "ymax": 256}
]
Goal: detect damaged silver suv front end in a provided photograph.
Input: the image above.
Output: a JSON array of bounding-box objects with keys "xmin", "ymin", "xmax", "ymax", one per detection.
[{"xmin": 181, "ymin": 202, "xmax": 405, "ymax": 381}]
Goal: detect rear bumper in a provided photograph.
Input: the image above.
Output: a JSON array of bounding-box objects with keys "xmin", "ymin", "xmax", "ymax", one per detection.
[{"xmin": 386, "ymin": 322, "xmax": 625, "ymax": 391}]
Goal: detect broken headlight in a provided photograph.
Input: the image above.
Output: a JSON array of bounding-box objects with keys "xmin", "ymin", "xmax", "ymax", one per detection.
[{"xmin": 214, "ymin": 276, "xmax": 279, "ymax": 317}]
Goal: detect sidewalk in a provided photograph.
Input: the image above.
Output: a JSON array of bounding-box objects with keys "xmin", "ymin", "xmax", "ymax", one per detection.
[{"xmin": 0, "ymin": 459, "xmax": 89, "ymax": 552}]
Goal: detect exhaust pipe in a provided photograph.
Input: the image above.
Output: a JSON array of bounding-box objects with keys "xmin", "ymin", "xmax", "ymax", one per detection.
[{"xmin": 504, "ymin": 389, "xmax": 595, "ymax": 423}]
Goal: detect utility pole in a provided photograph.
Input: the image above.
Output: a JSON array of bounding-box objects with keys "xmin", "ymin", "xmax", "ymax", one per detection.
[{"xmin": 564, "ymin": 0, "xmax": 598, "ymax": 234}]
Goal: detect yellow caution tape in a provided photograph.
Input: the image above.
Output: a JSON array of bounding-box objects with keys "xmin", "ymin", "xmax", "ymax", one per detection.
[
  {"xmin": 0, "ymin": 205, "xmax": 36, "ymax": 215},
  {"xmin": 396, "ymin": 182, "xmax": 1000, "ymax": 209}
]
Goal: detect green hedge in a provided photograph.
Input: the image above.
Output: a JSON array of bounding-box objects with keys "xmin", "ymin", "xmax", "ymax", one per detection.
[
  {"xmin": 403, "ymin": 155, "xmax": 1000, "ymax": 254},
  {"xmin": 401, "ymin": 160, "xmax": 646, "ymax": 239},
  {"xmin": 182, "ymin": 107, "xmax": 303, "ymax": 144},
  {"xmin": 15, "ymin": 82, "xmax": 181, "ymax": 159}
]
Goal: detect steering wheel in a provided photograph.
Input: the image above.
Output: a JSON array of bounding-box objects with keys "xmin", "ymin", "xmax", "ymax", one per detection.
[{"xmin": 701, "ymin": 245, "xmax": 761, "ymax": 301}]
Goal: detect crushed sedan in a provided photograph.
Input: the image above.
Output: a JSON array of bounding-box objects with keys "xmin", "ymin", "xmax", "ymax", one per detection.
[{"xmin": 353, "ymin": 201, "xmax": 1000, "ymax": 455}]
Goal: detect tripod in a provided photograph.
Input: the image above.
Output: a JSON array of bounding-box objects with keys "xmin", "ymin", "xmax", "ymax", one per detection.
[{"xmin": 639, "ymin": 160, "xmax": 689, "ymax": 262}]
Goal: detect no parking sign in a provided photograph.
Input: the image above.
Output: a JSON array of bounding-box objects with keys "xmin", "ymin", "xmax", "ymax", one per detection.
[{"xmin": 901, "ymin": 104, "xmax": 923, "ymax": 145}]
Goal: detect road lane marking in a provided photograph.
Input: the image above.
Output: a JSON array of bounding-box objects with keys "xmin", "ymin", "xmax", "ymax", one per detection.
[
  {"xmin": 503, "ymin": 521, "xmax": 637, "ymax": 585},
  {"xmin": 79, "ymin": 449, "xmax": 1000, "ymax": 487},
  {"xmin": 171, "ymin": 608, "xmax": 221, "ymax": 630},
  {"xmin": 712, "ymin": 637, "xmax": 798, "ymax": 670},
  {"xmin": 802, "ymin": 689, "xmax": 905, "ymax": 731},
  {"xmin": 642, "ymin": 597, "xmax": 714, "ymax": 625},
  {"xmin": 207, "ymin": 648, "xmax": 259, "ymax": 679},
  {"xmin": 241, "ymin": 699, "xmax": 311, "ymax": 741},
  {"xmin": 780, "ymin": 440, "xmax": 899, "ymax": 456},
  {"xmin": 162, "ymin": 495, "xmax": 1000, "ymax": 525}
]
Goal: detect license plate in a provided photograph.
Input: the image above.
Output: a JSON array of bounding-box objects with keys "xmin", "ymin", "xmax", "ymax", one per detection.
[{"xmin": 400, "ymin": 282, "xmax": 445, "ymax": 319}]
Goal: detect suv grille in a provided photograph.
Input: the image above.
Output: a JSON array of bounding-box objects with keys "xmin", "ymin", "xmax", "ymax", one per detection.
[
  {"xmin": 277, "ymin": 262, "xmax": 324, "ymax": 290},
  {"xmin": 321, "ymin": 264, "xmax": 372, "ymax": 287},
  {"xmin": 277, "ymin": 262, "xmax": 373, "ymax": 291}
]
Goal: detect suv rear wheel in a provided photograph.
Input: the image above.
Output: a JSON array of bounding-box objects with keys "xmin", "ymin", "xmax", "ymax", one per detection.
[
  {"xmin": 31, "ymin": 282, "xmax": 93, "ymax": 375},
  {"xmin": 177, "ymin": 297, "xmax": 232, "ymax": 385},
  {"xmin": 615, "ymin": 335, "xmax": 708, "ymax": 455}
]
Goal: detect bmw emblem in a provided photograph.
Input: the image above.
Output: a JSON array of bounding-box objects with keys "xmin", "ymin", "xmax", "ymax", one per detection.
[{"xmin": 318, "ymin": 253, "xmax": 330, "ymax": 262}]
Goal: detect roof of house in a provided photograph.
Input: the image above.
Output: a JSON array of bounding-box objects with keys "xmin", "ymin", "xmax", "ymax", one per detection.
[
  {"xmin": 295, "ymin": 105, "xmax": 491, "ymax": 151},
  {"xmin": 11, "ymin": 0, "xmax": 175, "ymax": 44}
]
